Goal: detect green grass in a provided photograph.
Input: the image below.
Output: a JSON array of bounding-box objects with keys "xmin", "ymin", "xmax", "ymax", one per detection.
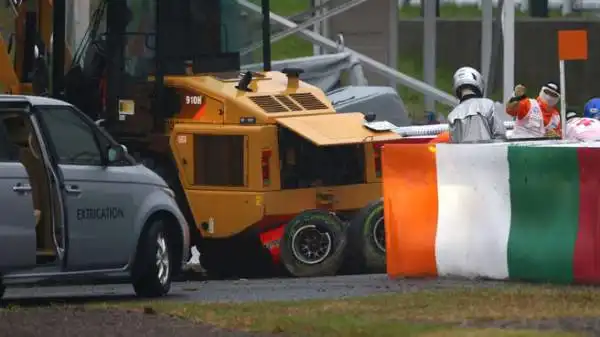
[{"xmin": 95, "ymin": 284, "xmax": 600, "ymax": 337}]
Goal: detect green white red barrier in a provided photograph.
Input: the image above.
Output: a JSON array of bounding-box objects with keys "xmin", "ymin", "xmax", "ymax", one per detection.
[{"xmin": 382, "ymin": 141, "xmax": 600, "ymax": 284}]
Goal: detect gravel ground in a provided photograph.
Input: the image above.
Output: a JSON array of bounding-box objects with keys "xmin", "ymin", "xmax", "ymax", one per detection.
[
  {"xmin": 460, "ymin": 318, "xmax": 600, "ymax": 336},
  {"xmin": 4, "ymin": 274, "xmax": 509, "ymax": 304},
  {"xmin": 0, "ymin": 306, "xmax": 279, "ymax": 337},
  {"xmin": 3, "ymin": 275, "xmax": 600, "ymax": 336},
  {"xmin": 2, "ymin": 306, "xmax": 600, "ymax": 336}
]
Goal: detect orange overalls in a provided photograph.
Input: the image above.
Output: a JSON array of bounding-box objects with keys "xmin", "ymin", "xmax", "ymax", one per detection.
[{"xmin": 507, "ymin": 97, "xmax": 561, "ymax": 138}]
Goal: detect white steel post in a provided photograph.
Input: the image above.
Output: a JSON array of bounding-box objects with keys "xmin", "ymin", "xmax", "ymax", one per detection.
[
  {"xmin": 388, "ymin": 0, "xmax": 398, "ymax": 88},
  {"xmin": 559, "ymin": 60, "xmax": 567, "ymax": 137},
  {"xmin": 423, "ymin": 0, "xmax": 437, "ymax": 112},
  {"xmin": 481, "ymin": 0, "xmax": 493, "ymax": 94},
  {"xmin": 313, "ymin": 0, "xmax": 321, "ymax": 55},
  {"xmin": 73, "ymin": 0, "xmax": 90, "ymax": 52},
  {"xmin": 321, "ymin": 0, "xmax": 330, "ymax": 54},
  {"xmin": 562, "ymin": 0, "xmax": 572, "ymax": 16},
  {"xmin": 502, "ymin": 0, "xmax": 515, "ymax": 104}
]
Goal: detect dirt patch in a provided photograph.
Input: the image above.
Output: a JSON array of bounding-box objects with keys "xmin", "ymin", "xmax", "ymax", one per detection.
[
  {"xmin": 0, "ymin": 306, "xmax": 280, "ymax": 337},
  {"xmin": 460, "ymin": 317, "xmax": 600, "ymax": 335}
]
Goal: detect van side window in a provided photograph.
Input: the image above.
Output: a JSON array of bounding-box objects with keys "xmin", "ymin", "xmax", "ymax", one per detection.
[
  {"xmin": 36, "ymin": 107, "xmax": 103, "ymax": 166},
  {"xmin": 0, "ymin": 120, "xmax": 20, "ymax": 162},
  {"xmin": 194, "ymin": 134, "xmax": 244, "ymax": 186}
]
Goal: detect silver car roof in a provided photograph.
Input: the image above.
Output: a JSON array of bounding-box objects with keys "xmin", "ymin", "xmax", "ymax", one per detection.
[{"xmin": 0, "ymin": 95, "xmax": 72, "ymax": 107}]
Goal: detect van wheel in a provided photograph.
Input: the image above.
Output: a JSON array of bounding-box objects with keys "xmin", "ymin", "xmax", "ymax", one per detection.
[
  {"xmin": 346, "ymin": 199, "xmax": 386, "ymax": 274},
  {"xmin": 131, "ymin": 219, "xmax": 173, "ymax": 298},
  {"xmin": 280, "ymin": 210, "xmax": 347, "ymax": 277},
  {"xmin": 0, "ymin": 282, "xmax": 5, "ymax": 300}
]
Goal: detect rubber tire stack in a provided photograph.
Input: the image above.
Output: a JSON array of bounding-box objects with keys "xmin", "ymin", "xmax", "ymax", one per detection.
[
  {"xmin": 345, "ymin": 199, "xmax": 386, "ymax": 274},
  {"xmin": 280, "ymin": 209, "xmax": 347, "ymax": 277},
  {"xmin": 131, "ymin": 219, "xmax": 173, "ymax": 297}
]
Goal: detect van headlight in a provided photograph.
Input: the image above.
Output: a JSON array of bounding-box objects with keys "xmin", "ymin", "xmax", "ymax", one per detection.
[{"xmin": 162, "ymin": 187, "xmax": 176, "ymax": 199}]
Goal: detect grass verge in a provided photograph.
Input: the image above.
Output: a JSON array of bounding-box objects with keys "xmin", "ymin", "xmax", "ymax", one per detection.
[{"xmin": 97, "ymin": 284, "xmax": 600, "ymax": 337}]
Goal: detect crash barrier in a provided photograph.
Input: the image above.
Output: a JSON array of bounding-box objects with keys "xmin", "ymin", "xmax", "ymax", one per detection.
[
  {"xmin": 382, "ymin": 141, "xmax": 600, "ymax": 284},
  {"xmin": 393, "ymin": 121, "xmax": 515, "ymax": 137}
]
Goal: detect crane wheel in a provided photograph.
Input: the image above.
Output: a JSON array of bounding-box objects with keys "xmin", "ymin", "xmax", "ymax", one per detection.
[
  {"xmin": 344, "ymin": 199, "xmax": 386, "ymax": 274},
  {"xmin": 280, "ymin": 210, "xmax": 347, "ymax": 277}
]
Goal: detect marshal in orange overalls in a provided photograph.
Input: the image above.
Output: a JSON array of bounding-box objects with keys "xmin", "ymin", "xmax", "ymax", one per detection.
[{"xmin": 507, "ymin": 97, "xmax": 561, "ymax": 138}]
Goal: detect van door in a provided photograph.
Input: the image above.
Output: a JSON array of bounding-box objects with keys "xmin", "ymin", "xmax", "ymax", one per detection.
[
  {"xmin": 0, "ymin": 105, "xmax": 38, "ymax": 271},
  {"xmin": 34, "ymin": 105, "xmax": 135, "ymax": 270},
  {"xmin": 0, "ymin": 162, "xmax": 37, "ymax": 271}
]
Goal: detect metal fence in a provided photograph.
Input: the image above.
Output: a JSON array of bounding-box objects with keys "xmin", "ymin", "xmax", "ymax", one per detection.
[{"xmin": 400, "ymin": 0, "xmax": 600, "ymax": 13}]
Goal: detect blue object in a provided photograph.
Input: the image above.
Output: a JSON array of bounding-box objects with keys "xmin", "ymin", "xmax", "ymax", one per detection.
[
  {"xmin": 583, "ymin": 98, "xmax": 600, "ymax": 120},
  {"xmin": 426, "ymin": 111, "xmax": 439, "ymax": 124}
]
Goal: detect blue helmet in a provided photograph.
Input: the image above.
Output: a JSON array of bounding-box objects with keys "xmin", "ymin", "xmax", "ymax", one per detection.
[{"xmin": 584, "ymin": 98, "xmax": 600, "ymax": 120}]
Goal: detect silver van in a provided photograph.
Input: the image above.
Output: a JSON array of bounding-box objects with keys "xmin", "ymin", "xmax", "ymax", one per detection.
[{"xmin": 0, "ymin": 95, "xmax": 189, "ymax": 299}]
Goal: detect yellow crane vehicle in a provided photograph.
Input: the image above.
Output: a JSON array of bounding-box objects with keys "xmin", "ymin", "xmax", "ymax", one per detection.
[{"xmin": 0, "ymin": 0, "xmax": 425, "ymax": 277}]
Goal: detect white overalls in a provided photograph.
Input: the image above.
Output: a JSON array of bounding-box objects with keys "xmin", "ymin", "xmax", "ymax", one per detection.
[{"xmin": 511, "ymin": 98, "xmax": 560, "ymax": 138}]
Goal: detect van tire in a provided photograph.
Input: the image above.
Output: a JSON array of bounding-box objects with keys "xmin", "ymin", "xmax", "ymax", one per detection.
[
  {"xmin": 0, "ymin": 282, "xmax": 5, "ymax": 300},
  {"xmin": 280, "ymin": 210, "xmax": 347, "ymax": 277},
  {"xmin": 131, "ymin": 219, "xmax": 173, "ymax": 298},
  {"xmin": 346, "ymin": 199, "xmax": 386, "ymax": 273}
]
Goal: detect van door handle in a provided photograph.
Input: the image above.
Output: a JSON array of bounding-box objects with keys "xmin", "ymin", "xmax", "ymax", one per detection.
[
  {"xmin": 65, "ymin": 185, "xmax": 81, "ymax": 194},
  {"xmin": 12, "ymin": 183, "xmax": 32, "ymax": 193}
]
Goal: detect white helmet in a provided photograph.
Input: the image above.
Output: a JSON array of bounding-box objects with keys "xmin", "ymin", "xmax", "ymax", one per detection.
[
  {"xmin": 452, "ymin": 66, "xmax": 484, "ymax": 98},
  {"xmin": 538, "ymin": 81, "xmax": 560, "ymax": 107}
]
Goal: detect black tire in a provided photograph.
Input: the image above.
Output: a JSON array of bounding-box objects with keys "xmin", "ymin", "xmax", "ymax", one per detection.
[
  {"xmin": 280, "ymin": 209, "xmax": 347, "ymax": 277},
  {"xmin": 0, "ymin": 282, "xmax": 5, "ymax": 300},
  {"xmin": 131, "ymin": 219, "xmax": 173, "ymax": 298},
  {"xmin": 346, "ymin": 199, "xmax": 386, "ymax": 274}
]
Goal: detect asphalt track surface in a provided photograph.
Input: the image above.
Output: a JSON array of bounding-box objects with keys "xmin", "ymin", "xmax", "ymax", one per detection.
[{"xmin": 2, "ymin": 274, "xmax": 506, "ymax": 305}]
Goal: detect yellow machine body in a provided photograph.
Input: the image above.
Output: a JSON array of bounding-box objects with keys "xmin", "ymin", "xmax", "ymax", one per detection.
[{"xmin": 152, "ymin": 71, "xmax": 404, "ymax": 238}]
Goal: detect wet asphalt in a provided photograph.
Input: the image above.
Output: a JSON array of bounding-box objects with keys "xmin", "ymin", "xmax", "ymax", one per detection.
[{"xmin": 2, "ymin": 274, "xmax": 507, "ymax": 305}]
